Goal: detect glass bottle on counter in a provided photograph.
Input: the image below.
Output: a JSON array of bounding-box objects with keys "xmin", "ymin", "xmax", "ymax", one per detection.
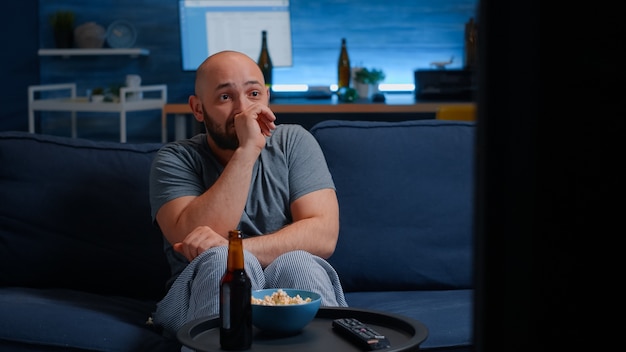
[
  {"xmin": 337, "ymin": 38, "xmax": 351, "ymax": 90},
  {"xmin": 257, "ymin": 30, "xmax": 273, "ymax": 89},
  {"xmin": 219, "ymin": 230, "xmax": 252, "ymax": 350}
]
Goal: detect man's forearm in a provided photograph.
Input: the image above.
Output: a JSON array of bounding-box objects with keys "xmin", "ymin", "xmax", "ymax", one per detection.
[
  {"xmin": 243, "ymin": 217, "xmax": 337, "ymax": 267},
  {"xmin": 242, "ymin": 189, "xmax": 340, "ymax": 267}
]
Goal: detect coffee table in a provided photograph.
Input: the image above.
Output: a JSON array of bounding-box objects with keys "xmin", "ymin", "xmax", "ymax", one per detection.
[{"xmin": 177, "ymin": 306, "xmax": 428, "ymax": 351}]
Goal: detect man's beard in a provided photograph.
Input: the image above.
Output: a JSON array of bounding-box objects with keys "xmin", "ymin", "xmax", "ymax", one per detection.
[{"xmin": 202, "ymin": 106, "xmax": 239, "ymax": 150}]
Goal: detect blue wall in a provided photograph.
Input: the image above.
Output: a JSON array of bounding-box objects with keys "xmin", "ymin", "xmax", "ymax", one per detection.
[
  {"xmin": 1, "ymin": 1, "xmax": 39, "ymax": 132},
  {"xmin": 39, "ymin": 0, "xmax": 193, "ymax": 102}
]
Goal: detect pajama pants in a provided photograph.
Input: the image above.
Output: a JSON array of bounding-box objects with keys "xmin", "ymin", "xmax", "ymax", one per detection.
[{"xmin": 153, "ymin": 246, "xmax": 348, "ymax": 339}]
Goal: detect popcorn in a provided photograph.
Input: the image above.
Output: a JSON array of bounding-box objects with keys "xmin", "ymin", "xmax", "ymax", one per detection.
[{"xmin": 251, "ymin": 289, "xmax": 312, "ymax": 306}]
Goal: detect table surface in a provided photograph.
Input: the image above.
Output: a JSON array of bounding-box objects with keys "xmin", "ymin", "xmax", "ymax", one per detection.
[
  {"xmin": 164, "ymin": 94, "xmax": 474, "ymax": 115},
  {"xmin": 177, "ymin": 306, "xmax": 429, "ymax": 352},
  {"xmin": 30, "ymin": 97, "xmax": 165, "ymax": 112}
]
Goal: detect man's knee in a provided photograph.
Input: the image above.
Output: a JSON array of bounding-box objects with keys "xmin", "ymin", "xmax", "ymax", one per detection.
[{"xmin": 273, "ymin": 250, "xmax": 317, "ymax": 271}]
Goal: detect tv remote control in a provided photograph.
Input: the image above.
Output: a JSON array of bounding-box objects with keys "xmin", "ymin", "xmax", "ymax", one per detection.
[{"xmin": 332, "ymin": 318, "xmax": 391, "ymax": 350}]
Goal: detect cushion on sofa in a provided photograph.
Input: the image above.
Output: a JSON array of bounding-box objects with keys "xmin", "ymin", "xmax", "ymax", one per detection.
[
  {"xmin": 310, "ymin": 120, "xmax": 475, "ymax": 292},
  {"xmin": 345, "ymin": 289, "xmax": 473, "ymax": 350},
  {"xmin": 0, "ymin": 132, "xmax": 170, "ymax": 301},
  {"xmin": 0, "ymin": 287, "xmax": 178, "ymax": 351}
]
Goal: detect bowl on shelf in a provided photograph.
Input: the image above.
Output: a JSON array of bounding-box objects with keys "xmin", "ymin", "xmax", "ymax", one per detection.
[{"xmin": 251, "ymin": 288, "xmax": 321, "ymax": 335}]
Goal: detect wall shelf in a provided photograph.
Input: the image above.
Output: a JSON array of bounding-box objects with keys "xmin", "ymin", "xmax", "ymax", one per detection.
[{"xmin": 38, "ymin": 48, "xmax": 150, "ymax": 58}]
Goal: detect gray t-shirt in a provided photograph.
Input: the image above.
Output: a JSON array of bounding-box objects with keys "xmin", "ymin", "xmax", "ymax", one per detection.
[{"xmin": 149, "ymin": 124, "xmax": 335, "ymax": 281}]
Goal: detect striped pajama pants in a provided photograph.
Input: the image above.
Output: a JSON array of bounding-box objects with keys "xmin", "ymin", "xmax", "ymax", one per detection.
[{"xmin": 152, "ymin": 246, "xmax": 348, "ymax": 339}]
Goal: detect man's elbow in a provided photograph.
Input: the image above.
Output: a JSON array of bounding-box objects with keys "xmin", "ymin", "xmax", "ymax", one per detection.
[{"xmin": 318, "ymin": 229, "xmax": 339, "ymax": 259}]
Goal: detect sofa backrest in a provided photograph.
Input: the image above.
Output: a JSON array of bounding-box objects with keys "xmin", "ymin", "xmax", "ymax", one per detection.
[
  {"xmin": 310, "ymin": 120, "xmax": 475, "ymax": 292},
  {"xmin": 0, "ymin": 132, "xmax": 170, "ymax": 300}
]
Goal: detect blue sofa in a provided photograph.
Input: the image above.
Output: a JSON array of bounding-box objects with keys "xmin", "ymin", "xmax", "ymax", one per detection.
[{"xmin": 0, "ymin": 119, "xmax": 474, "ymax": 351}]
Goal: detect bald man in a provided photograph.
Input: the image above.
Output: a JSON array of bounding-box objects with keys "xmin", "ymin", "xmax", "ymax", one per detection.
[{"xmin": 149, "ymin": 51, "xmax": 347, "ymax": 338}]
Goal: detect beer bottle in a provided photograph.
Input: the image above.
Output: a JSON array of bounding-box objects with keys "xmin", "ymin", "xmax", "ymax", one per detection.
[
  {"xmin": 258, "ymin": 30, "xmax": 273, "ymax": 89},
  {"xmin": 337, "ymin": 38, "xmax": 351, "ymax": 90},
  {"xmin": 220, "ymin": 230, "xmax": 252, "ymax": 350}
]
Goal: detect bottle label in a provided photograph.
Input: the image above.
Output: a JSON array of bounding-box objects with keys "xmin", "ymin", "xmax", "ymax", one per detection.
[{"xmin": 221, "ymin": 285, "xmax": 231, "ymax": 329}]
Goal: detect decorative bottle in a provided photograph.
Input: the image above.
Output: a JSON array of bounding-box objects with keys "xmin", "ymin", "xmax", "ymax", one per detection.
[
  {"xmin": 219, "ymin": 230, "xmax": 252, "ymax": 350},
  {"xmin": 337, "ymin": 38, "xmax": 351, "ymax": 90},
  {"xmin": 258, "ymin": 30, "xmax": 273, "ymax": 89}
]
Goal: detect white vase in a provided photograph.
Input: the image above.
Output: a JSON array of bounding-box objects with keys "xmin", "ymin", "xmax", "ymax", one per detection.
[
  {"xmin": 74, "ymin": 22, "xmax": 106, "ymax": 49},
  {"xmin": 125, "ymin": 75, "xmax": 142, "ymax": 101},
  {"xmin": 354, "ymin": 82, "xmax": 370, "ymax": 99},
  {"xmin": 91, "ymin": 94, "xmax": 104, "ymax": 103}
]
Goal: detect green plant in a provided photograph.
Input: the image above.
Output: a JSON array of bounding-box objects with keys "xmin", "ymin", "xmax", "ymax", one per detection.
[
  {"xmin": 49, "ymin": 11, "xmax": 75, "ymax": 31},
  {"xmin": 354, "ymin": 68, "xmax": 386, "ymax": 85}
]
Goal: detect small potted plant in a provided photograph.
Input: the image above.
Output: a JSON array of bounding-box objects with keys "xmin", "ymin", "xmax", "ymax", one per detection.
[
  {"xmin": 49, "ymin": 11, "xmax": 75, "ymax": 48},
  {"xmin": 91, "ymin": 87, "xmax": 105, "ymax": 103},
  {"xmin": 353, "ymin": 67, "xmax": 385, "ymax": 100},
  {"xmin": 354, "ymin": 68, "xmax": 386, "ymax": 85}
]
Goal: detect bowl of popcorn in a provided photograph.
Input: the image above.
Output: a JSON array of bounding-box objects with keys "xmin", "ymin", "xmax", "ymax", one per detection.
[{"xmin": 251, "ymin": 288, "xmax": 322, "ymax": 334}]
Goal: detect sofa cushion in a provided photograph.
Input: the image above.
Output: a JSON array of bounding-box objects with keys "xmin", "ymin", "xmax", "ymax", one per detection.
[
  {"xmin": 310, "ymin": 120, "xmax": 475, "ymax": 292},
  {"xmin": 0, "ymin": 287, "xmax": 179, "ymax": 351},
  {"xmin": 345, "ymin": 290, "xmax": 473, "ymax": 350},
  {"xmin": 0, "ymin": 132, "xmax": 170, "ymax": 300}
]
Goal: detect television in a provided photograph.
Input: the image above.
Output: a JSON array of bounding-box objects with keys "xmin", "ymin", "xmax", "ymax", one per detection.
[{"xmin": 179, "ymin": 0, "xmax": 293, "ymax": 71}]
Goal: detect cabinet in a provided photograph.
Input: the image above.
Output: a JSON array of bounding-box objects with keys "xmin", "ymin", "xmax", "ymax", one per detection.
[{"xmin": 28, "ymin": 83, "xmax": 167, "ymax": 143}]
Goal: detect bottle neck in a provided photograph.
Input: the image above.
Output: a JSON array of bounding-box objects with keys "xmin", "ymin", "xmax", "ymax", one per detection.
[
  {"xmin": 259, "ymin": 32, "xmax": 272, "ymax": 62},
  {"xmin": 226, "ymin": 230, "xmax": 245, "ymax": 271},
  {"xmin": 339, "ymin": 39, "xmax": 349, "ymax": 65}
]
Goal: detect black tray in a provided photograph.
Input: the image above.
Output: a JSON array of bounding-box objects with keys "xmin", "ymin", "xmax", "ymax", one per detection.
[{"xmin": 177, "ymin": 306, "xmax": 428, "ymax": 351}]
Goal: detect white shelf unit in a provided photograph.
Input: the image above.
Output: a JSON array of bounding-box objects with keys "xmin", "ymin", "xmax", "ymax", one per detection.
[
  {"xmin": 38, "ymin": 48, "xmax": 150, "ymax": 58},
  {"xmin": 28, "ymin": 83, "xmax": 167, "ymax": 143}
]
